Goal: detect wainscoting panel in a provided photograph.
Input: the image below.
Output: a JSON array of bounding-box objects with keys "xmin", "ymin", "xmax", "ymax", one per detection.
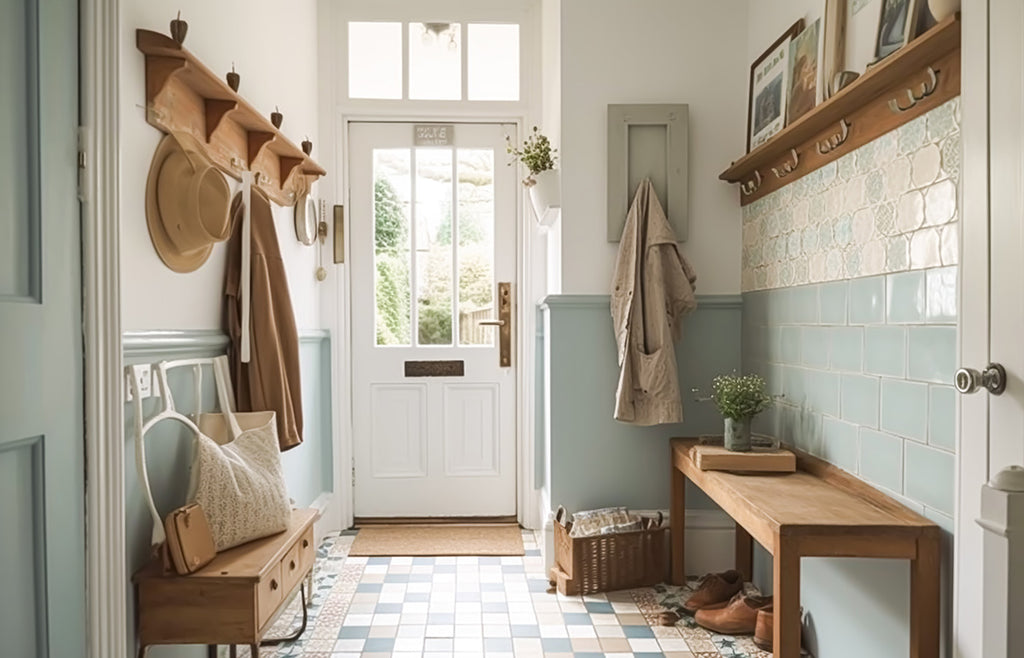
[
  {"xmin": 537, "ymin": 294, "xmax": 742, "ymax": 516},
  {"xmin": 122, "ymin": 329, "xmax": 332, "ymax": 658}
]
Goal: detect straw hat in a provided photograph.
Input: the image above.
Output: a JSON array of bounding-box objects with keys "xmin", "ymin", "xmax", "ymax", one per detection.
[{"xmin": 145, "ymin": 133, "xmax": 232, "ymax": 272}]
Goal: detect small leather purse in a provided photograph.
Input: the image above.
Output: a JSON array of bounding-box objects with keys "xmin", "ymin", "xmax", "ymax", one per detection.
[{"xmin": 161, "ymin": 503, "xmax": 216, "ymax": 575}]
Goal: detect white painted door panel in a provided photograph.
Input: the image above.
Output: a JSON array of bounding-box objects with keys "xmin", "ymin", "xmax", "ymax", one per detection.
[
  {"xmin": 349, "ymin": 122, "xmax": 517, "ymax": 517},
  {"xmin": 957, "ymin": 1, "xmax": 1024, "ymax": 656}
]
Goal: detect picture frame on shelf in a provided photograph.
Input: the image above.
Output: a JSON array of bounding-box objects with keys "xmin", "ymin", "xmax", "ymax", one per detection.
[
  {"xmin": 747, "ymin": 20, "xmax": 804, "ymax": 152},
  {"xmin": 874, "ymin": 0, "xmax": 923, "ymax": 59},
  {"xmin": 845, "ymin": 0, "xmax": 882, "ymax": 74},
  {"xmin": 787, "ymin": 18, "xmax": 825, "ymax": 124},
  {"xmin": 821, "ymin": 0, "xmax": 847, "ymax": 99}
]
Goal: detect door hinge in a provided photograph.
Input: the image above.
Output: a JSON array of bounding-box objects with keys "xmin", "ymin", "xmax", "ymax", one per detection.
[{"xmin": 77, "ymin": 126, "xmax": 88, "ymax": 202}]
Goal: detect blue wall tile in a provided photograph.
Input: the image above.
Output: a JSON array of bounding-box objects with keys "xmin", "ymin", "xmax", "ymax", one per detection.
[
  {"xmin": 880, "ymin": 379, "xmax": 929, "ymax": 442},
  {"xmin": 926, "ymin": 267, "xmax": 957, "ymax": 323},
  {"xmin": 789, "ymin": 285, "xmax": 820, "ymax": 324},
  {"xmin": 841, "ymin": 375, "xmax": 880, "ymax": 427},
  {"xmin": 859, "ymin": 428, "xmax": 904, "ymax": 492},
  {"xmin": 863, "ymin": 327, "xmax": 906, "ymax": 377},
  {"xmin": 819, "ymin": 281, "xmax": 849, "ymax": 325},
  {"xmin": 849, "ymin": 277, "xmax": 885, "ymax": 325},
  {"xmin": 908, "ymin": 326, "xmax": 957, "ymax": 384},
  {"xmin": 830, "ymin": 327, "xmax": 863, "ymax": 372},
  {"xmin": 905, "ymin": 443, "xmax": 955, "ymax": 515},
  {"xmin": 928, "ymin": 386, "xmax": 956, "ymax": 451},
  {"xmin": 802, "ymin": 327, "xmax": 831, "ymax": 368},
  {"xmin": 887, "ymin": 271, "xmax": 927, "ymax": 323},
  {"xmin": 821, "ymin": 417, "xmax": 859, "ymax": 472},
  {"xmin": 781, "ymin": 327, "xmax": 801, "ymax": 363}
]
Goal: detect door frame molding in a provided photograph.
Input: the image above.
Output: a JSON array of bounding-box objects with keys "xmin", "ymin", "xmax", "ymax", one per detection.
[
  {"xmin": 336, "ymin": 116, "xmax": 542, "ymax": 529},
  {"xmin": 81, "ymin": 0, "xmax": 126, "ymax": 655}
]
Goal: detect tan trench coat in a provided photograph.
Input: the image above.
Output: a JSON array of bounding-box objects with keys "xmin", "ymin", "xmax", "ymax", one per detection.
[
  {"xmin": 224, "ymin": 190, "xmax": 304, "ymax": 451},
  {"xmin": 611, "ymin": 180, "xmax": 697, "ymax": 425}
]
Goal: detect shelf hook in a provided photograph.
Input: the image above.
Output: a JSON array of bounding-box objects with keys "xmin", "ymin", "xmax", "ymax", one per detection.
[
  {"xmin": 888, "ymin": 67, "xmax": 940, "ymax": 114},
  {"xmin": 816, "ymin": 119, "xmax": 851, "ymax": 155},
  {"xmin": 740, "ymin": 170, "xmax": 763, "ymax": 196},
  {"xmin": 771, "ymin": 149, "xmax": 800, "ymax": 179}
]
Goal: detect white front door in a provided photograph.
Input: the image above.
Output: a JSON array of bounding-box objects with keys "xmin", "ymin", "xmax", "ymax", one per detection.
[
  {"xmin": 957, "ymin": 1, "xmax": 1024, "ymax": 656},
  {"xmin": 349, "ymin": 122, "xmax": 518, "ymax": 518}
]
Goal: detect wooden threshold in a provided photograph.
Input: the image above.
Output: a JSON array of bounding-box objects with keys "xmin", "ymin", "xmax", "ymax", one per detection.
[{"xmin": 354, "ymin": 516, "xmax": 519, "ymax": 526}]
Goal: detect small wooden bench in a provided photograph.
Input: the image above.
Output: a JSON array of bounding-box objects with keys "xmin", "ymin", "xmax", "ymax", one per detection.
[
  {"xmin": 670, "ymin": 438, "xmax": 941, "ymax": 658},
  {"xmin": 133, "ymin": 508, "xmax": 318, "ymax": 657}
]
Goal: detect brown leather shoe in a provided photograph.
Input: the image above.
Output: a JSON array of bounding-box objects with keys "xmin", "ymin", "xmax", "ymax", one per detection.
[
  {"xmin": 682, "ymin": 569, "xmax": 744, "ymax": 613},
  {"xmin": 694, "ymin": 591, "xmax": 771, "ymax": 634},
  {"xmin": 754, "ymin": 605, "xmax": 773, "ymax": 650}
]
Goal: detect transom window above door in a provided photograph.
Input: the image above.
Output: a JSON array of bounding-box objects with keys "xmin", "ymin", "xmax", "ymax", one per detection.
[{"xmin": 348, "ymin": 21, "xmax": 520, "ymax": 101}]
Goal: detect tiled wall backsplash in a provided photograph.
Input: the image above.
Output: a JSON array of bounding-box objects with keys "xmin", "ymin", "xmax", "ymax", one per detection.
[
  {"xmin": 741, "ymin": 98, "xmax": 960, "ymax": 293},
  {"xmin": 741, "ymin": 98, "xmax": 960, "ymax": 532}
]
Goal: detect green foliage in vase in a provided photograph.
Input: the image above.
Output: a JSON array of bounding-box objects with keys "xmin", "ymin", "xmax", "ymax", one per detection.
[
  {"xmin": 505, "ymin": 126, "xmax": 557, "ymax": 177},
  {"xmin": 711, "ymin": 373, "xmax": 773, "ymax": 420}
]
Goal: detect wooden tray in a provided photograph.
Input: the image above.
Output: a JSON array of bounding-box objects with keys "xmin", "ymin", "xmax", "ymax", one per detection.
[{"xmin": 690, "ymin": 443, "xmax": 796, "ymax": 473}]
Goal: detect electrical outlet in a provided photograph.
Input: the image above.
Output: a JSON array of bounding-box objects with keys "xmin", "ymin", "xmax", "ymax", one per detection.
[{"xmin": 124, "ymin": 364, "xmax": 153, "ymax": 401}]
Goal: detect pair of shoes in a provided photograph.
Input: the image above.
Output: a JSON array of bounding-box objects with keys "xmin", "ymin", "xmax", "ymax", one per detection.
[
  {"xmin": 682, "ymin": 569, "xmax": 743, "ymax": 613},
  {"xmin": 753, "ymin": 605, "xmax": 772, "ymax": 650},
  {"xmin": 694, "ymin": 591, "xmax": 772, "ymax": 635}
]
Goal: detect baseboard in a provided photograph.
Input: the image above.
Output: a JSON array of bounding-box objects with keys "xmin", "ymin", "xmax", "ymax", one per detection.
[{"xmin": 540, "ymin": 507, "xmax": 736, "ymax": 579}]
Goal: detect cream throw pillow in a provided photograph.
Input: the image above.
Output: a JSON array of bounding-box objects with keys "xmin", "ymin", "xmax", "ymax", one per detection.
[{"xmin": 189, "ymin": 410, "xmax": 291, "ymax": 551}]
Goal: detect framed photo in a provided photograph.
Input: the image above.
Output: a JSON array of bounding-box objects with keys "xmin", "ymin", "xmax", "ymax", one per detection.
[
  {"xmin": 787, "ymin": 18, "xmax": 824, "ymax": 124},
  {"xmin": 874, "ymin": 0, "xmax": 922, "ymax": 59},
  {"xmin": 846, "ymin": 0, "xmax": 882, "ymax": 74},
  {"xmin": 747, "ymin": 20, "xmax": 804, "ymax": 152}
]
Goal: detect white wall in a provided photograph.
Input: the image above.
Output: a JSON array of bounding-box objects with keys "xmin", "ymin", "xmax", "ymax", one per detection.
[
  {"xmin": 559, "ymin": 0, "xmax": 748, "ymax": 295},
  {"xmin": 120, "ymin": 0, "xmax": 322, "ymax": 331}
]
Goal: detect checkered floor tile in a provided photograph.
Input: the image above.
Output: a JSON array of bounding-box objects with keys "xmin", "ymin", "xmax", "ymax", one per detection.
[{"xmin": 236, "ymin": 529, "xmax": 773, "ymax": 658}]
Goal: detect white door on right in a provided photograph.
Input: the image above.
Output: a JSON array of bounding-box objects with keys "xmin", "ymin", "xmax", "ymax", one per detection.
[{"xmin": 957, "ymin": 2, "xmax": 1024, "ymax": 656}]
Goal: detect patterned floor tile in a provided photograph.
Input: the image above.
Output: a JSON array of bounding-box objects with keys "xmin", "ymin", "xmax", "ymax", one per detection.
[{"xmin": 229, "ymin": 529, "xmax": 781, "ymax": 657}]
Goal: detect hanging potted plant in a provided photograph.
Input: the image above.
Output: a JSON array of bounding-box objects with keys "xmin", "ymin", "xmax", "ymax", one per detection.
[
  {"xmin": 506, "ymin": 126, "xmax": 560, "ymax": 226},
  {"xmin": 710, "ymin": 374, "xmax": 773, "ymax": 452}
]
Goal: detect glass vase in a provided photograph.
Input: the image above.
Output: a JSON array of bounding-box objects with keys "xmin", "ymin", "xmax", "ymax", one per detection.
[{"xmin": 724, "ymin": 416, "xmax": 752, "ymax": 452}]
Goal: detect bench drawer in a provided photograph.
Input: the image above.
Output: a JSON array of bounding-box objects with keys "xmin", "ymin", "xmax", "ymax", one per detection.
[{"xmin": 257, "ymin": 561, "xmax": 283, "ymax": 629}]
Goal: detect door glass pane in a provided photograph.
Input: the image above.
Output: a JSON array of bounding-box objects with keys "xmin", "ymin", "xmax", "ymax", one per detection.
[
  {"xmin": 415, "ymin": 149, "xmax": 454, "ymax": 345},
  {"xmin": 374, "ymin": 149, "xmax": 412, "ymax": 346},
  {"xmin": 349, "ymin": 22, "xmax": 402, "ymax": 99},
  {"xmin": 457, "ymin": 149, "xmax": 495, "ymax": 346},
  {"xmin": 409, "ymin": 22, "xmax": 461, "ymax": 100},
  {"xmin": 468, "ymin": 24, "xmax": 520, "ymax": 101},
  {"xmin": 0, "ymin": 0, "xmax": 35, "ymax": 299}
]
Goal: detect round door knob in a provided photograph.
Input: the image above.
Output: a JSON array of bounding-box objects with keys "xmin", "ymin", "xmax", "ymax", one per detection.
[
  {"xmin": 270, "ymin": 578, "xmax": 278, "ymax": 591},
  {"xmin": 955, "ymin": 363, "xmax": 1007, "ymax": 395}
]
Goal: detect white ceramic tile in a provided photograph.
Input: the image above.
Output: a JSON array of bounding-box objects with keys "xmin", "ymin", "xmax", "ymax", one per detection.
[
  {"xmin": 910, "ymin": 228, "xmax": 942, "ymax": 269},
  {"xmin": 924, "ymin": 179, "xmax": 957, "ymax": 226},
  {"xmin": 911, "ymin": 143, "xmax": 941, "ymax": 188},
  {"xmin": 941, "ymin": 224, "xmax": 960, "ymax": 266},
  {"xmin": 897, "ymin": 190, "xmax": 925, "ymax": 233},
  {"xmin": 885, "ymin": 156, "xmax": 912, "ymax": 197}
]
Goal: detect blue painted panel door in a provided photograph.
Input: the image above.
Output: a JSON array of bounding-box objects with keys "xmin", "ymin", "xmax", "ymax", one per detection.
[{"xmin": 0, "ymin": 0, "xmax": 85, "ymax": 656}]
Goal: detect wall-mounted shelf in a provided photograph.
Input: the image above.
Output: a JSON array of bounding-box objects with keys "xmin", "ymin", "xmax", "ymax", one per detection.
[
  {"xmin": 720, "ymin": 14, "xmax": 961, "ymax": 206},
  {"xmin": 136, "ymin": 29, "xmax": 326, "ymax": 206}
]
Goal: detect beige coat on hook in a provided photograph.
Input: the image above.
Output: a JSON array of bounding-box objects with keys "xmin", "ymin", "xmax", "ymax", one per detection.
[{"xmin": 611, "ymin": 180, "xmax": 697, "ymax": 425}]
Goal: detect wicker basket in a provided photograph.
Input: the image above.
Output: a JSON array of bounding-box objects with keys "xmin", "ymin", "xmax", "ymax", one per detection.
[{"xmin": 548, "ymin": 506, "xmax": 668, "ymax": 596}]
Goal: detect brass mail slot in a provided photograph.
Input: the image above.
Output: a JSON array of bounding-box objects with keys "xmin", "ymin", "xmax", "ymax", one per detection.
[{"xmin": 404, "ymin": 360, "xmax": 465, "ymax": 377}]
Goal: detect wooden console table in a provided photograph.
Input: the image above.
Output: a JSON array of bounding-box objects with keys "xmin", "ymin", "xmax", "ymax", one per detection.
[
  {"xmin": 670, "ymin": 438, "xmax": 941, "ymax": 657},
  {"xmin": 133, "ymin": 508, "xmax": 318, "ymax": 657}
]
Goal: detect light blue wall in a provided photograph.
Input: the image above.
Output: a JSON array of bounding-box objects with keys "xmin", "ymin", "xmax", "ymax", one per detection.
[
  {"xmin": 122, "ymin": 330, "xmax": 332, "ymax": 657},
  {"xmin": 538, "ymin": 294, "xmax": 741, "ymax": 515},
  {"xmin": 740, "ymin": 99, "xmax": 959, "ymax": 658}
]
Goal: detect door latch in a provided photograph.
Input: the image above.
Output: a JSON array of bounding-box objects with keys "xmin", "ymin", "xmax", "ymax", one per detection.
[{"xmin": 954, "ymin": 363, "xmax": 1007, "ymax": 395}]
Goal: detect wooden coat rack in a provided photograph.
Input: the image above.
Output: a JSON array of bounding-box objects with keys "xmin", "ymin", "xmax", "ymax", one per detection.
[{"xmin": 136, "ymin": 29, "xmax": 326, "ymax": 206}]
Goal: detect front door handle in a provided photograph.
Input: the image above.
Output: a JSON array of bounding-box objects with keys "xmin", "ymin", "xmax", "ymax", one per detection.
[
  {"xmin": 954, "ymin": 363, "xmax": 1007, "ymax": 395},
  {"xmin": 479, "ymin": 282, "xmax": 512, "ymax": 368}
]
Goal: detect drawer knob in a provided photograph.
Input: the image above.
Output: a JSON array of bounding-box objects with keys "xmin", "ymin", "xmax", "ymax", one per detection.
[
  {"xmin": 270, "ymin": 579, "xmax": 278, "ymax": 591},
  {"xmin": 289, "ymin": 559, "xmax": 296, "ymax": 571},
  {"xmin": 302, "ymin": 539, "xmax": 309, "ymax": 549}
]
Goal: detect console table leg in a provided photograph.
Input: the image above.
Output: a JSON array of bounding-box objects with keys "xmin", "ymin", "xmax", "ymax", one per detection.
[
  {"xmin": 250, "ymin": 645, "xmax": 260, "ymax": 656},
  {"xmin": 671, "ymin": 465, "xmax": 687, "ymax": 585},
  {"xmin": 910, "ymin": 535, "xmax": 941, "ymax": 658},
  {"xmin": 229, "ymin": 645, "xmax": 237, "ymax": 658},
  {"xmin": 735, "ymin": 524, "xmax": 753, "ymax": 582},
  {"xmin": 773, "ymin": 534, "xmax": 802, "ymax": 658},
  {"xmin": 207, "ymin": 646, "xmax": 217, "ymax": 658}
]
